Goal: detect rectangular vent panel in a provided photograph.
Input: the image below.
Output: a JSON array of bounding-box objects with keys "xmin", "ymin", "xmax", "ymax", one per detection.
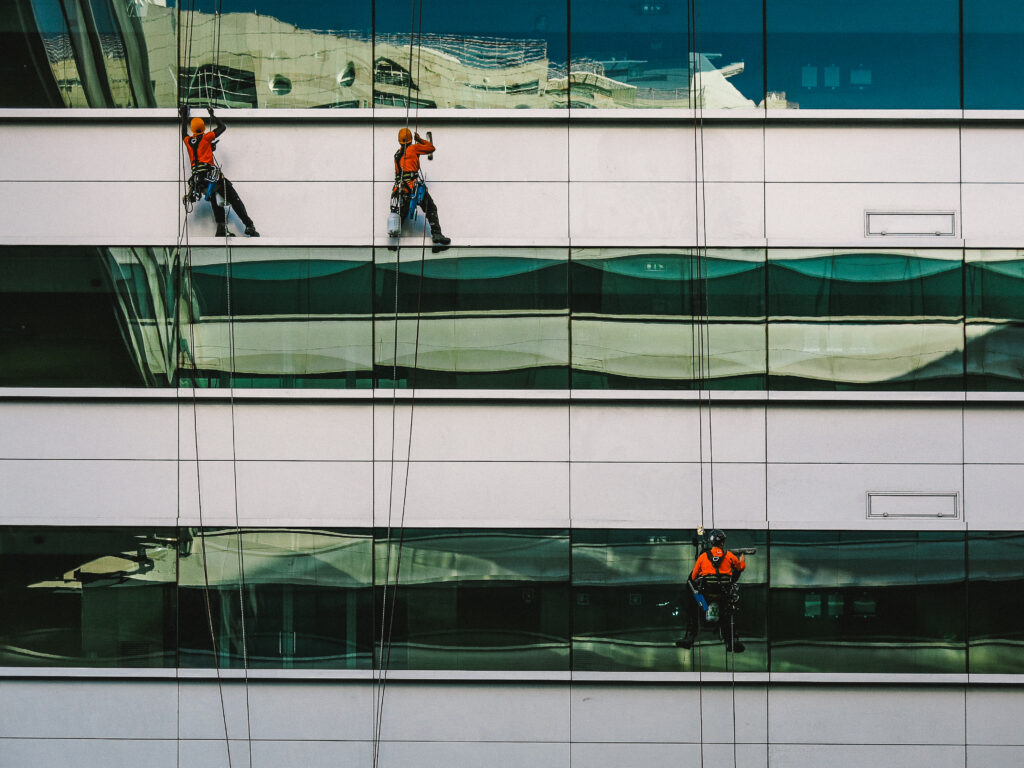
[
  {"xmin": 866, "ymin": 492, "xmax": 959, "ymax": 519},
  {"xmin": 865, "ymin": 212, "xmax": 956, "ymax": 236}
]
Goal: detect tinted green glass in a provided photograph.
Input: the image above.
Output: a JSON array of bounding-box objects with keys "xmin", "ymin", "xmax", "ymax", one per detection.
[
  {"xmin": 374, "ymin": 248, "xmax": 569, "ymax": 388},
  {"xmin": 571, "ymin": 249, "xmax": 766, "ymax": 389},
  {"xmin": 768, "ymin": 250, "xmax": 964, "ymax": 390},
  {"xmin": 0, "ymin": 247, "xmax": 148, "ymax": 387},
  {"xmin": 374, "ymin": 528, "xmax": 570, "ymax": 670},
  {"xmin": 770, "ymin": 531, "xmax": 967, "ymax": 673},
  {"xmin": 178, "ymin": 528, "xmax": 373, "ymax": 669},
  {"xmin": 766, "ymin": 0, "xmax": 960, "ymax": 109},
  {"xmin": 0, "ymin": 527, "xmax": 177, "ymax": 667},
  {"xmin": 968, "ymin": 531, "xmax": 1024, "ymax": 673},
  {"xmin": 181, "ymin": 247, "xmax": 374, "ymax": 388},
  {"xmin": 570, "ymin": 0, "xmax": 763, "ymax": 109},
  {"xmin": 964, "ymin": 0, "xmax": 1024, "ymax": 109},
  {"xmin": 572, "ymin": 529, "xmax": 767, "ymax": 672},
  {"xmin": 374, "ymin": 0, "xmax": 567, "ymax": 108},
  {"xmin": 966, "ymin": 250, "xmax": 1024, "ymax": 390}
]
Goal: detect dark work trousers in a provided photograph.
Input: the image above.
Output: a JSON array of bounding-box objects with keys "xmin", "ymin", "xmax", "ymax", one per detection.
[
  {"xmin": 399, "ymin": 186, "xmax": 443, "ymax": 234},
  {"xmin": 211, "ymin": 176, "xmax": 254, "ymax": 228},
  {"xmin": 683, "ymin": 585, "xmax": 740, "ymax": 646}
]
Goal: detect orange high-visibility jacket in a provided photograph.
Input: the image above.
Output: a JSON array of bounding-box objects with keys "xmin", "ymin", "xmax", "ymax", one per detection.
[
  {"xmin": 394, "ymin": 136, "xmax": 435, "ymax": 176},
  {"xmin": 184, "ymin": 132, "xmax": 217, "ymax": 169},
  {"xmin": 690, "ymin": 547, "xmax": 745, "ymax": 580}
]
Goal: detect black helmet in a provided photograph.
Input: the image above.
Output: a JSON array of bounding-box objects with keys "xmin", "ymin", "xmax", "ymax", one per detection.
[{"xmin": 709, "ymin": 529, "xmax": 726, "ymax": 546}]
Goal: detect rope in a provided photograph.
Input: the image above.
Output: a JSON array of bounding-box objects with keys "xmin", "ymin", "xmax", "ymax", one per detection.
[
  {"xmin": 683, "ymin": 0, "xmax": 740, "ymax": 765},
  {"xmin": 177, "ymin": 2, "xmax": 253, "ymax": 763},
  {"xmin": 175, "ymin": 4, "xmax": 238, "ymax": 767},
  {"xmin": 372, "ymin": 1, "xmax": 428, "ymax": 765}
]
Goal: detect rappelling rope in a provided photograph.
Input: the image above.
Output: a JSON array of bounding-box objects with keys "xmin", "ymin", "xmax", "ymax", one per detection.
[
  {"xmin": 177, "ymin": 1, "xmax": 253, "ymax": 764},
  {"xmin": 372, "ymin": 1, "xmax": 429, "ymax": 765},
  {"xmin": 175, "ymin": 3, "xmax": 234, "ymax": 766}
]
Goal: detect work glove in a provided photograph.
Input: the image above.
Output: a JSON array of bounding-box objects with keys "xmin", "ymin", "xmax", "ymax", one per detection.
[
  {"xmin": 178, "ymin": 104, "xmax": 189, "ymax": 122},
  {"xmin": 414, "ymin": 132, "xmax": 422, "ymax": 142},
  {"xmin": 207, "ymin": 105, "xmax": 216, "ymax": 117}
]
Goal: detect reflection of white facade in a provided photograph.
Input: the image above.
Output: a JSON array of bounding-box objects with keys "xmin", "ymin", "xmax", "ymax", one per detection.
[{"xmin": 42, "ymin": 4, "xmax": 764, "ymax": 109}]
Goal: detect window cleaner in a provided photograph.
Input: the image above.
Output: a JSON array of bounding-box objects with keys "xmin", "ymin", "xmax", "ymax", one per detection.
[
  {"xmin": 180, "ymin": 105, "xmax": 259, "ymax": 238},
  {"xmin": 675, "ymin": 528, "xmax": 754, "ymax": 653},
  {"xmin": 388, "ymin": 128, "xmax": 451, "ymax": 252}
]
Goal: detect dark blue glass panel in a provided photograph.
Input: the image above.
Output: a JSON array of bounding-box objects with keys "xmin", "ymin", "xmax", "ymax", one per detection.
[
  {"xmin": 766, "ymin": 0, "xmax": 960, "ymax": 109},
  {"xmin": 570, "ymin": 0, "xmax": 763, "ymax": 109},
  {"xmin": 964, "ymin": 0, "xmax": 1024, "ymax": 109}
]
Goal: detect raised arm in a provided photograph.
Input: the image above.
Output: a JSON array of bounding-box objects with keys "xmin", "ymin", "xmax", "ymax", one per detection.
[{"xmin": 207, "ymin": 107, "xmax": 227, "ymax": 137}]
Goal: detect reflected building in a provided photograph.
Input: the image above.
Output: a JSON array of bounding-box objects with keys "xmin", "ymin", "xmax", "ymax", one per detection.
[{"xmin": 3, "ymin": 0, "xmax": 1024, "ymax": 766}]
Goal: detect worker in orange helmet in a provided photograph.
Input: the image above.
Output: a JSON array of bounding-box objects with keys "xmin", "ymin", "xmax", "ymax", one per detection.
[
  {"xmin": 392, "ymin": 127, "xmax": 450, "ymax": 252},
  {"xmin": 676, "ymin": 529, "xmax": 746, "ymax": 652},
  {"xmin": 180, "ymin": 104, "xmax": 259, "ymax": 238}
]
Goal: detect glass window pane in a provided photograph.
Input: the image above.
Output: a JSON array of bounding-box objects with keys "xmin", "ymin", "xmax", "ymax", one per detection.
[
  {"xmin": 178, "ymin": 528, "xmax": 373, "ymax": 669},
  {"xmin": 966, "ymin": 250, "xmax": 1024, "ymax": 390},
  {"xmin": 373, "ymin": 0, "xmax": 567, "ymax": 109},
  {"xmin": 570, "ymin": 0, "xmax": 763, "ymax": 109},
  {"xmin": 770, "ymin": 531, "xmax": 966, "ymax": 673},
  {"xmin": 964, "ymin": 0, "xmax": 1024, "ymax": 110},
  {"xmin": 572, "ymin": 529, "xmax": 767, "ymax": 672},
  {"xmin": 177, "ymin": 0, "xmax": 372, "ymax": 109},
  {"xmin": 0, "ymin": 247, "xmax": 149, "ymax": 387},
  {"xmin": 768, "ymin": 249, "xmax": 964, "ymax": 390},
  {"xmin": 969, "ymin": 532, "xmax": 1024, "ymax": 673},
  {"xmin": 0, "ymin": 527, "xmax": 177, "ymax": 667},
  {"xmin": 571, "ymin": 248, "xmax": 766, "ymax": 389},
  {"xmin": 374, "ymin": 247, "xmax": 569, "ymax": 388},
  {"xmin": 374, "ymin": 528, "xmax": 570, "ymax": 670},
  {"xmin": 182, "ymin": 247, "xmax": 374, "ymax": 388},
  {"xmin": 766, "ymin": 0, "xmax": 960, "ymax": 109}
]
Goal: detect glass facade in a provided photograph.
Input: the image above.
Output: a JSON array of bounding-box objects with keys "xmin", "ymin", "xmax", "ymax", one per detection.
[
  {"xmin": 766, "ymin": 0, "xmax": 960, "ymax": 109},
  {"xmin": 768, "ymin": 249, "xmax": 964, "ymax": 390},
  {"xmin": 7, "ymin": 246, "xmax": 1023, "ymax": 391},
  {"xmin": 5, "ymin": 0, "xmax": 1023, "ymax": 110},
  {"xmin": 4, "ymin": 525, "xmax": 1015, "ymax": 674}
]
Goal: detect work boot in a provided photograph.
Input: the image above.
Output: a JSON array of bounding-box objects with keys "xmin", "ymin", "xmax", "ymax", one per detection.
[
  {"xmin": 674, "ymin": 634, "xmax": 695, "ymax": 649},
  {"xmin": 215, "ymin": 224, "xmax": 233, "ymax": 237},
  {"xmin": 430, "ymin": 228, "xmax": 451, "ymax": 253},
  {"xmin": 244, "ymin": 225, "xmax": 260, "ymax": 237},
  {"xmin": 725, "ymin": 640, "xmax": 745, "ymax": 653}
]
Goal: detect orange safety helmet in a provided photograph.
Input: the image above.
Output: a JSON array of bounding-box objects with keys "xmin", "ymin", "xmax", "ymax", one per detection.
[
  {"xmin": 190, "ymin": 117, "xmax": 206, "ymax": 134},
  {"xmin": 398, "ymin": 128, "xmax": 412, "ymax": 144}
]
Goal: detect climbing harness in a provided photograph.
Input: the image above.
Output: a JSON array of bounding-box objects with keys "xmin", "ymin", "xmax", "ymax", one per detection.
[{"xmin": 386, "ymin": 130, "xmax": 433, "ymax": 239}]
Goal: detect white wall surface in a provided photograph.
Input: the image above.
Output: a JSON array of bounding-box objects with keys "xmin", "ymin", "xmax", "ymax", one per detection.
[
  {"xmin": 7, "ymin": 114, "xmax": 1024, "ymax": 247},
  {"xmin": 0, "ymin": 395, "xmax": 1021, "ymax": 529},
  {"xmin": 1, "ymin": 678, "xmax": 1019, "ymax": 768}
]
